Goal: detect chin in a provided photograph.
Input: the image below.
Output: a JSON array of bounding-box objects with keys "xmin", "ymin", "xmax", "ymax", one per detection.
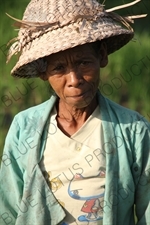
[{"xmin": 67, "ymin": 100, "xmax": 91, "ymax": 109}]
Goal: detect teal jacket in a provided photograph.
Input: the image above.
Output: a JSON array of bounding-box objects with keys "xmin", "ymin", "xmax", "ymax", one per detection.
[{"xmin": 0, "ymin": 92, "xmax": 150, "ymax": 225}]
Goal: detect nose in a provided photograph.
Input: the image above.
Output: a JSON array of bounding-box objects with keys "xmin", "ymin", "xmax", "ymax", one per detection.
[{"xmin": 67, "ymin": 68, "xmax": 83, "ymax": 88}]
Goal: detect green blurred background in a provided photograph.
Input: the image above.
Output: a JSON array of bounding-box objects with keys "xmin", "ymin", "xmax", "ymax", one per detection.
[{"xmin": 0, "ymin": 0, "xmax": 150, "ymax": 156}]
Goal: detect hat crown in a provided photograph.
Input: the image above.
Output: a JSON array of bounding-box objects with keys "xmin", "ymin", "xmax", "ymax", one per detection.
[{"xmin": 23, "ymin": 0, "xmax": 103, "ymax": 24}]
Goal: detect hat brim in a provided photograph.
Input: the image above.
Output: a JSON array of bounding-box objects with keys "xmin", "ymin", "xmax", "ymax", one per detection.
[{"xmin": 11, "ymin": 17, "xmax": 134, "ymax": 78}]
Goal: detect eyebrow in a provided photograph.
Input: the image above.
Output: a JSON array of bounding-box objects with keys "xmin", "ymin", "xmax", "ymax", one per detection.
[{"xmin": 76, "ymin": 56, "xmax": 95, "ymax": 60}]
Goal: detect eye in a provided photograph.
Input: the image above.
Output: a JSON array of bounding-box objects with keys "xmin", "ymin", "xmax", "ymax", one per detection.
[
  {"xmin": 53, "ymin": 64, "xmax": 64, "ymax": 71},
  {"xmin": 79, "ymin": 61, "xmax": 91, "ymax": 66}
]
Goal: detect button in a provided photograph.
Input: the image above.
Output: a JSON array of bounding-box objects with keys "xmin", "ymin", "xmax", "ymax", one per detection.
[{"xmin": 76, "ymin": 147, "xmax": 81, "ymax": 151}]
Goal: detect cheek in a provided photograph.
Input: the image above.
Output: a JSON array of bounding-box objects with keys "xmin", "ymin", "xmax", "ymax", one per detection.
[
  {"xmin": 84, "ymin": 67, "xmax": 100, "ymax": 85},
  {"xmin": 48, "ymin": 77, "xmax": 65, "ymax": 97},
  {"xmin": 93, "ymin": 67, "xmax": 100, "ymax": 83},
  {"xmin": 48, "ymin": 77, "xmax": 59, "ymax": 91}
]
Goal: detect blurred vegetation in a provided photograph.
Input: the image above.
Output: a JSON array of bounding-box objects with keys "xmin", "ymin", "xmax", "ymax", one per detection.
[{"xmin": 0, "ymin": 0, "xmax": 149, "ymax": 157}]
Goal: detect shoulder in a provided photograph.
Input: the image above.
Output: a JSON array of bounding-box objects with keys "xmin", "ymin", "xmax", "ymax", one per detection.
[
  {"xmin": 6, "ymin": 95, "xmax": 58, "ymax": 140},
  {"xmin": 101, "ymin": 96, "xmax": 150, "ymax": 164},
  {"xmin": 11, "ymin": 100, "xmax": 49, "ymax": 131},
  {"xmin": 105, "ymin": 96, "xmax": 138, "ymax": 117},
  {"xmin": 100, "ymin": 95, "xmax": 150, "ymax": 146},
  {"xmin": 103, "ymin": 95, "xmax": 149, "ymax": 128},
  {"xmin": 3, "ymin": 96, "xmax": 57, "ymax": 156},
  {"xmin": 16, "ymin": 99, "xmax": 50, "ymax": 119},
  {"xmin": 14, "ymin": 95, "xmax": 57, "ymax": 124}
]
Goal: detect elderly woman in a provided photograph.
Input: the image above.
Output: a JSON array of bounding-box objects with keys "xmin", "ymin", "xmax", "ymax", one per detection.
[{"xmin": 0, "ymin": 0, "xmax": 150, "ymax": 225}]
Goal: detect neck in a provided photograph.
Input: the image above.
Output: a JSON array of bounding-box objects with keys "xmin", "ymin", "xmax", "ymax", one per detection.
[{"xmin": 56, "ymin": 95, "xmax": 98, "ymax": 136}]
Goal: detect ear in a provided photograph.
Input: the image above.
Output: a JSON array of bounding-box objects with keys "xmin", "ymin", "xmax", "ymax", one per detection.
[
  {"xmin": 99, "ymin": 42, "xmax": 108, "ymax": 68},
  {"xmin": 39, "ymin": 72, "xmax": 48, "ymax": 81}
]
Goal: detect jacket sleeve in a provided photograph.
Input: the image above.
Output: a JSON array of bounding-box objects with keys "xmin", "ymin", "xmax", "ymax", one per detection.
[
  {"xmin": 134, "ymin": 117, "xmax": 150, "ymax": 224},
  {"xmin": 0, "ymin": 116, "xmax": 24, "ymax": 225}
]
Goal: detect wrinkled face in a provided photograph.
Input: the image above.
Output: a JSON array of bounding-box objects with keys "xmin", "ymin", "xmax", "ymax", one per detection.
[{"xmin": 43, "ymin": 43, "xmax": 107, "ymax": 108}]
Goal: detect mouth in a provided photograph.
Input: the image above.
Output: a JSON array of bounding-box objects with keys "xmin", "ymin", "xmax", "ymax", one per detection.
[
  {"xmin": 70, "ymin": 91, "xmax": 89, "ymax": 98},
  {"xmin": 72, "ymin": 94, "xmax": 84, "ymax": 97}
]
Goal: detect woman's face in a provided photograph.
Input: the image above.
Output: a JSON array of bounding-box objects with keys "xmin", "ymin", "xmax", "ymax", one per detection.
[{"xmin": 43, "ymin": 43, "xmax": 108, "ymax": 109}]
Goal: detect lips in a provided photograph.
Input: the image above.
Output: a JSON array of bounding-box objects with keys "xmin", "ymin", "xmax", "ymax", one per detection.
[
  {"xmin": 72, "ymin": 93, "xmax": 84, "ymax": 97},
  {"xmin": 69, "ymin": 90, "xmax": 89, "ymax": 98}
]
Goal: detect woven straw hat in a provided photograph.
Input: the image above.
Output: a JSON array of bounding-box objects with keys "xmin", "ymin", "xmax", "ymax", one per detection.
[{"xmin": 7, "ymin": 0, "xmax": 146, "ymax": 78}]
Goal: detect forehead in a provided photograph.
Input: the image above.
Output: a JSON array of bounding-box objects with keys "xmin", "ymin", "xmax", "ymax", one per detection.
[{"xmin": 46, "ymin": 43, "xmax": 97, "ymax": 63}]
